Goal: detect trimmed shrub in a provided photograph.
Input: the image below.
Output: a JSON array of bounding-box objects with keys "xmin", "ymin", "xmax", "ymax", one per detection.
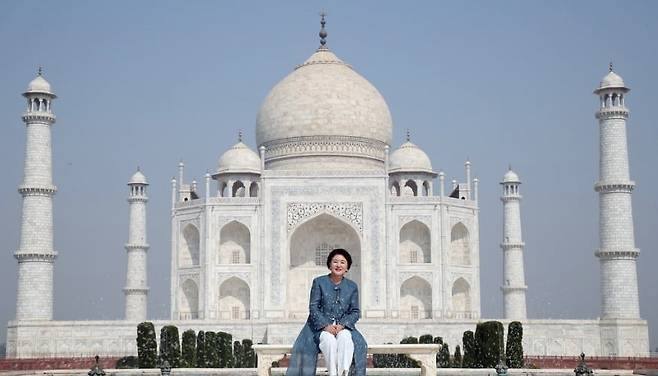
[
  {"xmin": 433, "ymin": 336, "xmax": 443, "ymax": 366},
  {"xmin": 474, "ymin": 321, "xmax": 505, "ymax": 368},
  {"xmin": 159, "ymin": 325, "xmax": 181, "ymax": 367},
  {"xmin": 205, "ymin": 331, "xmax": 220, "ymax": 367},
  {"xmin": 137, "ymin": 322, "xmax": 157, "ymax": 368},
  {"xmin": 196, "ymin": 331, "xmax": 206, "ymax": 368},
  {"xmin": 438, "ymin": 343, "xmax": 450, "ymax": 368},
  {"xmin": 462, "ymin": 330, "xmax": 476, "ymax": 368},
  {"xmin": 453, "ymin": 345, "xmax": 462, "ymax": 368},
  {"xmin": 116, "ymin": 355, "xmax": 139, "ymax": 369},
  {"xmin": 233, "ymin": 341, "xmax": 244, "ymax": 367},
  {"xmin": 419, "ymin": 334, "xmax": 433, "ymax": 344},
  {"xmin": 506, "ymin": 321, "xmax": 524, "ymax": 368},
  {"xmin": 218, "ymin": 331, "xmax": 233, "ymax": 367},
  {"xmin": 181, "ymin": 329, "xmax": 196, "ymax": 368},
  {"xmin": 242, "ymin": 339, "xmax": 256, "ymax": 368}
]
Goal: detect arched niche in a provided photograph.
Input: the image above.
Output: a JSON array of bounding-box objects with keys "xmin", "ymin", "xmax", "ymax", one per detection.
[
  {"xmin": 179, "ymin": 224, "xmax": 200, "ymax": 266},
  {"xmin": 400, "ymin": 276, "xmax": 432, "ymax": 319},
  {"xmin": 450, "ymin": 222, "xmax": 471, "ymax": 265},
  {"xmin": 218, "ymin": 277, "xmax": 250, "ymax": 320},
  {"xmin": 399, "ymin": 220, "xmax": 431, "ymax": 263},
  {"xmin": 451, "ymin": 277, "xmax": 471, "ymax": 314},
  {"xmin": 423, "ymin": 181, "xmax": 431, "ymax": 196},
  {"xmin": 219, "ymin": 221, "xmax": 250, "ymax": 264},
  {"xmin": 179, "ymin": 279, "xmax": 199, "ymax": 319},
  {"xmin": 249, "ymin": 182, "xmax": 259, "ymax": 197},
  {"xmin": 287, "ymin": 213, "xmax": 361, "ymax": 318}
]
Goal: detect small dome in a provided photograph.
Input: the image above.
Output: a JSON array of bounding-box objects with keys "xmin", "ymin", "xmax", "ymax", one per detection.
[
  {"xmin": 502, "ymin": 168, "xmax": 520, "ymax": 183},
  {"xmin": 389, "ymin": 141, "xmax": 434, "ymax": 174},
  {"xmin": 599, "ymin": 71, "xmax": 626, "ymax": 89},
  {"xmin": 24, "ymin": 74, "xmax": 55, "ymax": 96},
  {"xmin": 216, "ymin": 142, "xmax": 261, "ymax": 174},
  {"xmin": 128, "ymin": 170, "xmax": 148, "ymax": 185}
]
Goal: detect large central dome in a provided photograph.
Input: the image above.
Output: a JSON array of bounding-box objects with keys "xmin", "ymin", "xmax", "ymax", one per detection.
[{"xmin": 256, "ymin": 46, "xmax": 393, "ymax": 170}]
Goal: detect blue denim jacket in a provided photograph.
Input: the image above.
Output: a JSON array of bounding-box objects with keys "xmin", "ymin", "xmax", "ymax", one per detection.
[{"xmin": 286, "ymin": 275, "xmax": 367, "ymax": 376}]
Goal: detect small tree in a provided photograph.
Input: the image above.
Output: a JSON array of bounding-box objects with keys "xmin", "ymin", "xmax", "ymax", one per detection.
[
  {"xmin": 159, "ymin": 325, "xmax": 181, "ymax": 367},
  {"xmin": 242, "ymin": 339, "xmax": 256, "ymax": 368},
  {"xmin": 475, "ymin": 321, "xmax": 504, "ymax": 368},
  {"xmin": 181, "ymin": 329, "xmax": 196, "ymax": 368},
  {"xmin": 137, "ymin": 322, "xmax": 157, "ymax": 368},
  {"xmin": 506, "ymin": 321, "xmax": 524, "ymax": 368},
  {"xmin": 453, "ymin": 345, "xmax": 462, "ymax": 368},
  {"xmin": 462, "ymin": 330, "xmax": 476, "ymax": 368},
  {"xmin": 438, "ymin": 343, "xmax": 451, "ymax": 368},
  {"xmin": 196, "ymin": 331, "xmax": 206, "ymax": 368},
  {"xmin": 433, "ymin": 336, "xmax": 443, "ymax": 367}
]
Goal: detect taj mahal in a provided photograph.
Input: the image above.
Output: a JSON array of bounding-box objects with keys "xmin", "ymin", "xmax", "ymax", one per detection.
[{"xmin": 6, "ymin": 19, "xmax": 650, "ymax": 358}]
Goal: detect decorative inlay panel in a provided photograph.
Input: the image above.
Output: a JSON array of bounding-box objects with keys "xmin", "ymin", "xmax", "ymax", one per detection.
[{"xmin": 287, "ymin": 202, "xmax": 363, "ymax": 233}]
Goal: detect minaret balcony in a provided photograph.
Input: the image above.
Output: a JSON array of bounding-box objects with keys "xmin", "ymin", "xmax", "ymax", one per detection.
[
  {"xmin": 595, "ymin": 108, "xmax": 629, "ymax": 120},
  {"xmin": 18, "ymin": 185, "xmax": 57, "ymax": 196},
  {"xmin": 594, "ymin": 181, "xmax": 635, "ymax": 193},
  {"xmin": 595, "ymin": 248, "xmax": 640, "ymax": 259},
  {"xmin": 22, "ymin": 112, "xmax": 56, "ymax": 123},
  {"xmin": 14, "ymin": 251, "xmax": 58, "ymax": 261},
  {"xmin": 500, "ymin": 242, "xmax": 525, "ymax": 250}
]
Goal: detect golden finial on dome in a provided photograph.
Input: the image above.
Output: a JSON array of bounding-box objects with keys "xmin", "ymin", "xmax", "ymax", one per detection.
[{"xmin": 319, "ymin": 11, "xmax": 328, "ymax": 47}]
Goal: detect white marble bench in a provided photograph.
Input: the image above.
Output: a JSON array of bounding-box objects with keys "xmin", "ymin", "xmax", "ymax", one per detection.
[{"xmin": 252, "ymin": 343, "xmax": 440, "ymax": 376}]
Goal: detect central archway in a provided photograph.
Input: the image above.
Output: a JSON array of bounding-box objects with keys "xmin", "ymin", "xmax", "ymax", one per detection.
[{"xmin": 287, "ymin": 213, "xmax": 361, "ymax": 318}]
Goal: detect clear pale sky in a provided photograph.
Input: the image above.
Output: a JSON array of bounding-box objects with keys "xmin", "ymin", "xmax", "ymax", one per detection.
[{"xmin": 0, "ymin": 1, "xmax": 656, "ymax": 350}]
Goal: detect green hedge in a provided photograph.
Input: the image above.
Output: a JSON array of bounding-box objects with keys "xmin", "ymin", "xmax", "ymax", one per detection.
[
  {"xmin": 137, "ymin": 322, "xmax": 157, "ymax": 368},
  {"xmin": 196, "ymin": 331, "xmax": 206, "ymax": 368},
  {"xmin": 438, "ymin": 343, "xmax": 450, "ymax": 368},
  {"xmin": 505, "ymin": 321, "xmax": 524, "ymax": 368},
  {"xmin": 242, "ymin": 339, "xmax": 256, "ymax": 368},
  {"xmin": 453, "ymin": 345, "xmax": 462, "ymax": 368}
]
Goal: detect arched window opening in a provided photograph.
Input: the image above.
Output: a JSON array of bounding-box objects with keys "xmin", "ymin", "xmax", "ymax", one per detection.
[
  {"xmin": 179, "ymin": 224, "xmax": 200, "ymax": 266},
  {"xmin": 249, "ymin": 181, "xmax": 259, "ymax": 197},
  {"xmin": 403, "ymin": 180, "xmax": 418, "ymax": 197},
  {"xmin": 423, "ymin": 181, "xmax": 431, "ymax": 196},
  {"xmin": 400, "ymin": 276, "xmax": 432, "ymax": 319},
  {"xmin": 399, "ymin": 220, "xmax": 431, "ymax": 263},
  {"xmin": 450, "ymin": 223, "xmax": 471, "ymax": 265},
  {"xmin": 390, "ymin": 181, "xmax": 401, "ymax": 197},
  {"xmin": 232, "ymin": 181, "xmax": 246, "ymax": 197},
  {"xmin": 219, "ymin": 221, "xmax": 250, "ymax": 264}
]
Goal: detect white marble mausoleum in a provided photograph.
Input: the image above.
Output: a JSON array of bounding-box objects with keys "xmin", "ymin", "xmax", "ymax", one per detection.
[{"xmin": 6, "ymin": 22, "xmax": 650, "ymax": 358}]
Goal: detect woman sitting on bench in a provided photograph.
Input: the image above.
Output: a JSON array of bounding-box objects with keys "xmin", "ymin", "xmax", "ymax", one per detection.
[{"xmin": 286, "ymin": 248, "xmax": 367, "ymax": 376}]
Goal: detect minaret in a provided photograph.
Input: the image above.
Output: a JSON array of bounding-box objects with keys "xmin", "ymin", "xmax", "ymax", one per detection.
[
  {"xmin": 594, "ymin": 64, "xmax": 640, "ymax": 319},
  {"xmin": 500, "ymin": 167, "xmax": 527, "ymax": 319},
  {"xmin": 124, "ymin": 169, "xmax": 150, "ymax": 321},
  {"xmin": 15, "ymin": 69, "xmax": 58, "ymax": 320}
]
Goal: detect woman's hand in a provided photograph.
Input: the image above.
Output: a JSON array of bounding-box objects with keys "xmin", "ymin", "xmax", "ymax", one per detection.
[
  {"xmin": 334, "ymin": 324, "xmax": 345, "ymax": 333},
  {"xmin": 323, "ymin": 324, "xmax": 336, "ymax": 335}
]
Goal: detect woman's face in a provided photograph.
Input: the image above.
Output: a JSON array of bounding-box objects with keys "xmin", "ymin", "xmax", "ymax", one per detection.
[{"xmin": 329, "ymin": 254, "xmax": 349, "ymax": 277}]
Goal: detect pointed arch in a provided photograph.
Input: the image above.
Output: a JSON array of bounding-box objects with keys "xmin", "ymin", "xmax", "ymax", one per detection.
[
  {"xmin": 403, "ymin": 180, "xmax": 418, "ymax": 196},
  {"xmin": 450, "ymin": 222, "xmax": 471, "ymax": 265},
  {"xmin": 423, "ymin": 180, "xmax": 431, "ymax": 196},
  {"xmin": 287, "ymin": 213, "xmax": 361, "ymax": 318},
  {"xmin": 399, "ymin": 220, "xmax": 431, "ymax": 263},
  {"xmin": 179, "ymin": 279, "xmax": 199, "ymax": 319},
  {"xmin": 232, "ymin": 181, "xmax": 245, "ymax": 197},
  {"xmin": 218, "ymin": 277, "xmax": 250, "ymax": 320},
  {"xmin": 219, "ymin": 181, "xmax": 228, "ymax": 197},
  {"xmin": 249, "ymin": 181, "xmax": 259, "ymax": 197},
  {"xmin": 451, "ymin": 277, "xmax": 471, "ymax": 313},
  {"xmin": 390, "ymin": 181, "xmax": 401, "ymax": 196},
  {"xmin": 179, "ymin": 224, "xmax": 200, "ymax": 266},
  {"xmin": 400, "ymin": 276, "xmax": 432, "ymax": 319},
  {"xmin": 219, "ymin": 221, "xmax": 250, "ymax": 264}
]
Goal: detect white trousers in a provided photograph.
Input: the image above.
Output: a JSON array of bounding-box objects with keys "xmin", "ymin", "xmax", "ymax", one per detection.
[{"xmin": 319, "ymin": 329, "xmax": 354, "ymax": 376}]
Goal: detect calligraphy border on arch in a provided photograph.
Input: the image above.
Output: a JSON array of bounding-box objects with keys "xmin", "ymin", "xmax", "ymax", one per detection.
[{"xmin": 287, "ymin": 202, "xmax": 363, "ymax": 234}]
